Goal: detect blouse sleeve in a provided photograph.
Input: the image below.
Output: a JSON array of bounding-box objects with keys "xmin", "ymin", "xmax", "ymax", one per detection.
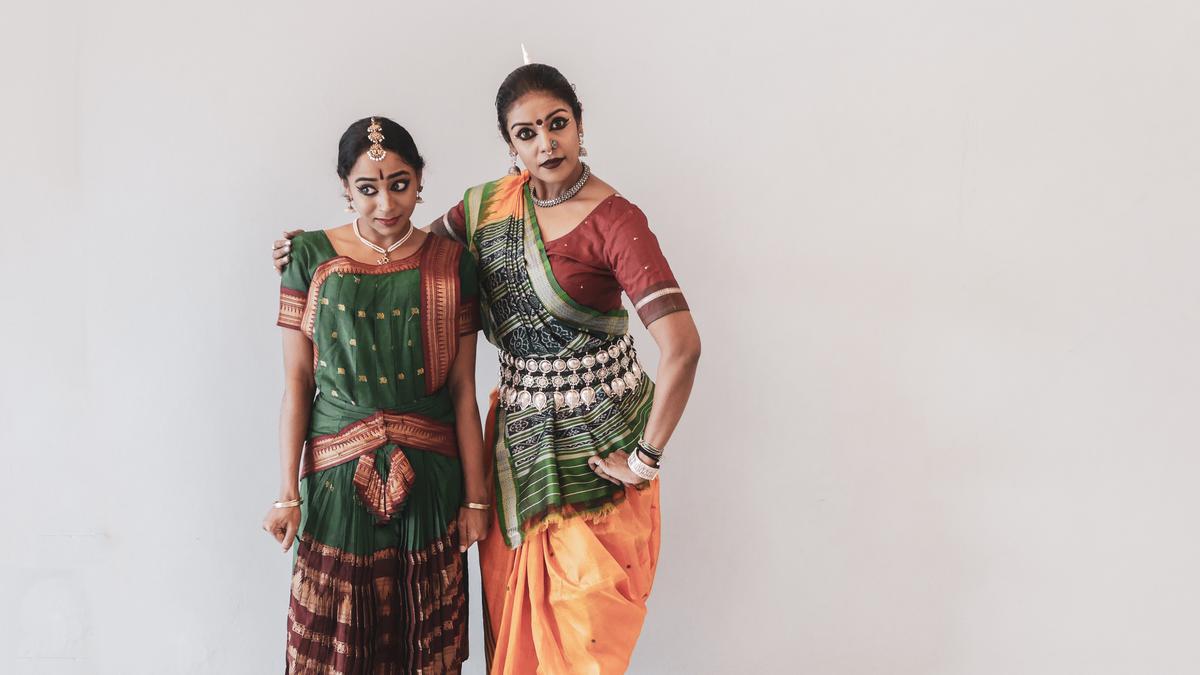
[
  {"xmin": 430, "ymin": 201, "xmax": 469, "ymax": 246},
  {"xmin": 457, "ymin": 247, "xmax": 482, "ymax": 336},
  {"xmin": 276, "ymin": 232, "xmax": 315, "ymax": 330},
  {"xmin": 603, "ymin": 203, "xmax": 690, "ymax": 326}
]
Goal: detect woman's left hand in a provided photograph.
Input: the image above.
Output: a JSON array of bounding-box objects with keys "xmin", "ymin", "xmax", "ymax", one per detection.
[
  {"xmin": 457, "ymin": 507, "xmax": 490, "ymax": 553},
  {"xmin": 587, "ymin": 450, "xmax": 648, "ymax": 487}
]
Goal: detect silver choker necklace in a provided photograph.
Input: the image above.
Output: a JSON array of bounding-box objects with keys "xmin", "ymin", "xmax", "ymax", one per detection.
[{"xmin": 531, "ymin": 163, "xmax": 591, "ymax": 208}]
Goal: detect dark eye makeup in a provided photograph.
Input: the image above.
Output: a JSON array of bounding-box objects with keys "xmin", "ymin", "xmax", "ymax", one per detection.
[{"xmin": 356, "ymin": 180, "xmax": 409, "ymax": 196}]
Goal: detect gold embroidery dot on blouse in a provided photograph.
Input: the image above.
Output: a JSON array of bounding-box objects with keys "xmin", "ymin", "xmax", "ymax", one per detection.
[
  {"xmin": 397, "ymin": 373, "xmax": 406, "ymax": 380},
  {"xmin": 378, "ymin": 376, "xmax": 388, "ymax": 384},
  {"xmin": 337, "ymin": 368, "xmax": 345, "ymax": 375},
  {"xmin": 331, "ymin": 390, "xmax": 340, "ymax": 397},
  {"xmin": 321, "ymin": 298, "xmax": 329, "ymax": 305},
  {"xmin": 349, "ymin": 338, "xmax": 357, "ymax": 346},
  {"xmin": 331, "ymin": 331, "xmax": 338, "ymax": 338},
  {"xmin": 357, "ymin": 310, "xmax": 366, "ymax": 318},
  {"xmin": 338, "ymin": 304, "xmax": 345, "ymax": 311},
  {"xmin": 358, "ymin": 375, "xmax": 368, "ymax": 382},
  {"xmin": 407, "ymin": 339, "xmax": 414, "ymax": 347},
  {"xmin": 392, "ymin": 309, "xmax": 403, "ymax": 317},
  {"xmin": 411, "ymin": 308, "xmax": 420, "ymax": 316},
  {"xmin": 376, "ymin": 312, "xmax": 386, "ymax": 320},
  {"xmin": 319, "ymin": 360, "xmax": 327, "ymax": 367},
  {"xmin": 416, "ymin": 368, "xmax": 425, "ymax": 376}
]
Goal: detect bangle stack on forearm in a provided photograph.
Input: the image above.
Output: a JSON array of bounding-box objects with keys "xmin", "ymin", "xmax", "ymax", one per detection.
[{"xmin": 627, "ymin": 438, "xmax": 663, "ymax": 481}]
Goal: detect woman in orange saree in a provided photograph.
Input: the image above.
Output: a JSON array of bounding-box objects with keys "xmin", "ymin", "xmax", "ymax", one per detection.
[{"xmin": 440, "ymin": 64, "xmax": 701, "ymax": 674}]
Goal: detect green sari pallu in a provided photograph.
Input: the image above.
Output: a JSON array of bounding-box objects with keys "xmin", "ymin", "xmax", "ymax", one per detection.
[
  {"xmin": 462, "ymin": 174, "xmax": 656, "ymax": 548},
  {"xmin": 276, "ymin": 231, "xmax": 480, "ymax": 674}
]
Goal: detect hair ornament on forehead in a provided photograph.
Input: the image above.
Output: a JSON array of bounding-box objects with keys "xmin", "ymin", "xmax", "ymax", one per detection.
[
  {"xmin": 521, "ymin": 43, "xmax": 532, "ymax": 65},
  {"xmin": 366, "ymin": 118, "xmax": 386, "ymax": 161}
]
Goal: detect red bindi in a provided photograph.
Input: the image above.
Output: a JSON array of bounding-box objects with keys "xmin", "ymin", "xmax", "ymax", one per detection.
[{"xmin": 535, "ymin": 119, "xmax": 544, "ymax": 126}]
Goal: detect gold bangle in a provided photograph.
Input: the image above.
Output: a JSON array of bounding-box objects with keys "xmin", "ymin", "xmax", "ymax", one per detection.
[
  {"xmin": 273, "ymin": 498, "xmax": 302, "ymax": 508},
  {"xmin": 463, "ymin": 502, "xmax": 490, "ymax": 511}
]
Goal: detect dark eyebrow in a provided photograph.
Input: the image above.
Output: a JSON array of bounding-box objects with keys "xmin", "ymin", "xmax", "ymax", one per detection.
[
  {"xmin": 355, "ymin": 170, "xmax": 410, "ymax": 183},
  {"xmin": 510, "ymin": 108, "xmax": 569, "ymax": 130}
]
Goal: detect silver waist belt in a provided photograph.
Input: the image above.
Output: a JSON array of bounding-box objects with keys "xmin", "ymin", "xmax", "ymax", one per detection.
[{"xmin": 498, "ymin": 334, "xmax": 644, "ymax": 412}]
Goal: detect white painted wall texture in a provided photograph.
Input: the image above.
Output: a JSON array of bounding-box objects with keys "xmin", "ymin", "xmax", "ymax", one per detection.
[{"xmin": 3, "ymin": 1, "xmax": 1198, "ymax": 673}]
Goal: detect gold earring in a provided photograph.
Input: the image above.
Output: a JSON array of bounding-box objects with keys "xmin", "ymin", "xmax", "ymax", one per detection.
[
  {"xmin": 507, "ymin": 149, "xmax": 520, "ymax": 175},
  {"xmin": 343, "ymin": 194, "xmax": 355, "ymax": 212},
  {"xmin": 578, "ymin": 132, "xmax": 588, "ymax": 158}
]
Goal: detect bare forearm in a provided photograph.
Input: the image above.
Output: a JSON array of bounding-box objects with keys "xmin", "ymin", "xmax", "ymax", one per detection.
[
  {"xmin": 643, "ymin": 349, "xmax": 699, "ymax": 449},
  {"xmin": 446, "ymin": 333, "xmax": 488, "ymax": 503},
  {"xmin": 641, "ymin": 311, "xmax": 701, "ymax": 450},
  {"xmin": 451, "ymin": 390, "xmax": 490, "ymax": 502},
  {"xmin": 277, "ymin": 382, "xmax": 314, "ymax": 500}
]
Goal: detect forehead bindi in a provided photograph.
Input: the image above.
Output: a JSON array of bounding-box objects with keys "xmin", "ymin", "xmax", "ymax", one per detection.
[{"xmin": 512, "ymin": 93, "xmax": 571, "ymax": 120}]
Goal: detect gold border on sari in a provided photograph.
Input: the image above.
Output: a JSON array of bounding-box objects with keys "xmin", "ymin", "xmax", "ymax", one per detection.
[
  {"xmin": 277, "ymin": 287, "xmax": 307, "ymax": 330},
  {"xmin": 418, "ymin": 236, "xmax": 461, "ymax": 395}
]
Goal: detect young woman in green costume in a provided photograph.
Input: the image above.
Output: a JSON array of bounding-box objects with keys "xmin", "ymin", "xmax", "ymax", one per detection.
[{"xmin": 262, "ymin": 117, "xmax": 489, "ymax": 674}]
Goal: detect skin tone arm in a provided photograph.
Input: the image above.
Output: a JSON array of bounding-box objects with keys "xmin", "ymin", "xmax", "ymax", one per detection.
[
  {"xmin": 448, "ymin": 332, "xmax": 491, "ymax": 551},
  {"xmin": 262, "ymin": 328, "xmax": 317, "ymax": 551},
  {"xmin": 589, "ymin": 310, "xmax": 701, "ymax": 484}
]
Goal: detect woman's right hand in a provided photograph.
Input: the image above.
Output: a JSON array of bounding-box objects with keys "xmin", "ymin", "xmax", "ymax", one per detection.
[
  {"xmin": 273, "ymin": 229, "xmax": 304, "ymax": 274},
  {"xmin": 262, "ymin": 505, "xmax": 302, "ymax": 552}
]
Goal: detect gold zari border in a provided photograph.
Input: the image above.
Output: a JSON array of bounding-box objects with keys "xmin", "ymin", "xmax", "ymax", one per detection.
[{"xmin": 303, "ymin": 411, "xmax": 457, "ymax": 476}]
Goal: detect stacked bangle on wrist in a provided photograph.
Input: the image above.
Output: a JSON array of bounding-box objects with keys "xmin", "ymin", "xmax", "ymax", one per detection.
[
  {"xmin": 635, "ymin": 438, "xmax": 663, "ymax": 466},
  {"xmin": 463, "ymin": 502, "xmax": 491, "ymax": 511},
  {"xmin": 273, "ymin": 498, "xmax": 302, "ymax": 509},
  {"xmin": 627, "ymin": 450, "xmax": 659, "ymax": 481}
]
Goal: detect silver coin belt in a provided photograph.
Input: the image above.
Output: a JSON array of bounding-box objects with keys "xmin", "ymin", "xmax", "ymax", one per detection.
[{"xmin": 498, "ymin": 334, "xmax": 644, "ymax": 412}]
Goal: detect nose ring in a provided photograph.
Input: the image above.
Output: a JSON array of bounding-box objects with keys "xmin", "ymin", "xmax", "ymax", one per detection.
[{"xmin": 550, "ymin": 140, "xmax": 558, "ymax": 150}]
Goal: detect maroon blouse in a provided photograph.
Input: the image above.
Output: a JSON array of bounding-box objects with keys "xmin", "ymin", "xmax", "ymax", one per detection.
[{"xmin": 438, "ymin": 194, "xmax": 689, "ymax": 326}]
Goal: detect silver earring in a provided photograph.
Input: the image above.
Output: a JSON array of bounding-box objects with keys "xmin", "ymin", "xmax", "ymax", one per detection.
[
  {"xmin": 343, "ymin": 194, "xmax": 355, "ymax": 212},
  {"xmin": 507, "ymin": 149, "xmax": 520, "ymax": 175},
  {"xmin": 578, "ymin": 132, "xmax": 588, "ymax": 157}
]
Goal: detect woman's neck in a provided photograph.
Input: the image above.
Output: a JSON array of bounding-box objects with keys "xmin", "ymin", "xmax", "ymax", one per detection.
[
  {"xmin": 529, "ymin": 161, "xmax": 585, "ymax": 202},
  {"xmin": 356, "ymin": 218, "xmax": 412, "ymax": 248}
]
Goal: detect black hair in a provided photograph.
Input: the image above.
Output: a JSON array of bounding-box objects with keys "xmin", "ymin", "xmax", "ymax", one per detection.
[
  {"xmin": 336, "ymin": 117, "xmax": 425, "ymax": 179},
  {"xmin": 495, "ymin": 64, "xmax": 584, "ymax": 143}
]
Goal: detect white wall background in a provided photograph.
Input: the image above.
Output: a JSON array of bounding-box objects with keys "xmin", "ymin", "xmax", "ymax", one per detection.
[{"xmin": 3, "ymin": 1, "xmax": 1199, "ymax": 673}]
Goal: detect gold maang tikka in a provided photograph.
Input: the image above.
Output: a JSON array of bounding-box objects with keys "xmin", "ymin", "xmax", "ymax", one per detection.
[{"xmin": 367, "ymin": 118, "xmax": 386, "ymax": 161}]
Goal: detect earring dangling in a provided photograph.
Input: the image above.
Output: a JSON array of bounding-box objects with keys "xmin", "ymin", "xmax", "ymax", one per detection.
[
  {"xmin": 507, "ymin": 149, "xmax": 520, "ymax": 175},
  {"xmin": 343, "ymin": 194, "xmax": 355, "ymax": 213},
  {"xmin": 578, "ymin": 132, "xmax": 588, "ymax": 158},
  {"xmin": 416, "ymin": 193, "xmax": 425, "ymax": 204}
]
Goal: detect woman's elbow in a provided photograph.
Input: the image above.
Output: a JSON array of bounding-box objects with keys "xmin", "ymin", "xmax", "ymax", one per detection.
[
  {"xmin": 283, "ymin": 375, "xmax": 315, "ymax": 399},
  {"xmin": 667, "ymin": 331, "xmax": 701, "ymax": 369}
]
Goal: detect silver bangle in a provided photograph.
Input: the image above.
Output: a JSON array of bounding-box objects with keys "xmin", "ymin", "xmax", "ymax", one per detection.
[{"xmin": 627, "ymin": 451, "xmax": 659, "ymax": 481}]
